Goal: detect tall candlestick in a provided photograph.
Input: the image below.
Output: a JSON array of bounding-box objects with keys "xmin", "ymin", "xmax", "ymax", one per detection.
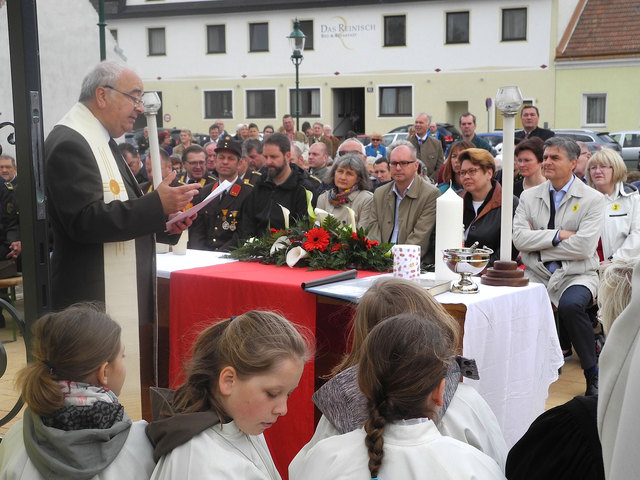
[
  {"xmin": 142, "ymin": 91, "xmax": 162, "ymax": 188},
  {"xmin": 435, "ymin": 187, "xmax": 463, "ymax": 281},
  {"xmin": 500, "ymin": 113, "xmax": 515, "ymax": 261}
]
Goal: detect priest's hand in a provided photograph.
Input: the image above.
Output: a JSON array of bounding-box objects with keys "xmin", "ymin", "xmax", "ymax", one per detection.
[
  {"xmin": 157, "ymin": 171, "xmax": 200, "ymax": 215},
  {"xmin": 166, "ymin": 213, "xmax": 197, "ymax": 235}
]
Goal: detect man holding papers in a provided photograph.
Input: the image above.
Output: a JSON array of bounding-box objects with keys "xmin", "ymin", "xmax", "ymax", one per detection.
[
  {"xmin": 45, "ymin": 61, "xmax": 199, "ymax": 326},
  {"xmin": 189, "ymin": 136, "xmax": 254, "ymax": 251}
]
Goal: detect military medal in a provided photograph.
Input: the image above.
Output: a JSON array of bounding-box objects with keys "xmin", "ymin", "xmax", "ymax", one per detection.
[
  {"xmin": 221, "ymin": 209, "xmax": 230, "ymax": 230},
  {"xmin": 229, "ymin": 210, "xmax": 238, "ymax": 231}
]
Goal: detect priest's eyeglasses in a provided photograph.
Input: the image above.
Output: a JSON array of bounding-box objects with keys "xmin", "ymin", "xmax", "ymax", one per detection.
[{"xmin": 103, "ymin": 85, "xmax": 144, "ymax": 108}]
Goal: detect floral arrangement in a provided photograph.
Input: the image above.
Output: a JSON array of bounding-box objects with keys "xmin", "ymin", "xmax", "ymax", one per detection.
[{"xmin": 229, "ymin": 208, "xmax": 393, "ymax": 272}]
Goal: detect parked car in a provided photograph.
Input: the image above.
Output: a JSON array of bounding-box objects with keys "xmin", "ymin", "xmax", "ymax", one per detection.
[
  {"xmin": 382, "ymin": 132, "xmax": 408, "ymax": 146},
  {"xmin": 552, "ymin": 129, "xmax": 621, "ymax": 152},
  {"xmin": 385, "ymin": 123, "xmax": 461, "ymax": 148},
  {"xmin": 609, "ymin": 131, "xmax": 640, "ymax": 170},
  {"xmin": 477, "ymin": 132, "xmax": 503, "ymax": 148},
  {"xmin": 356, "ymin": 134, "xmax": 372, "ymax": 146}
]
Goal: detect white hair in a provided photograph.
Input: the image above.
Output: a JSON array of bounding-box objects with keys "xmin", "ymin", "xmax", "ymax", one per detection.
[{"xmin": 79, "ymin": 61, "xmax": 129, "ymax": 103}]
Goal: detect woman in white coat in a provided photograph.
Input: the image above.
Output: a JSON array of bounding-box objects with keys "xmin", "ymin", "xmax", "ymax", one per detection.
[
  {"xmin": 316, "ymin": 154, "xmax": 373, "ymax": 229},
  {"xmin": 0, "ymin": 304, "xmax": 155, "ymax": 480},
  {"xmin": 586, "ymin": 149, "xmax": 640, "ymax": 262}
]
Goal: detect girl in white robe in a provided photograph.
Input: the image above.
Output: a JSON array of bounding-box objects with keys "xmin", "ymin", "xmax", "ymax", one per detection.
[
  {"xmin": 147, "ymin": 311, "xmax": 311, "ymax": 480},
  {"xmin": 0, "ymin": 304, "xmax": 155, "ymax": 480},
  {"xmin": 289, "ymin": 278, "xmax": 507, "ymax": 477},
  {"xmin": 293, "ymin": 313, "xmax": 505, "ymax": 480}
]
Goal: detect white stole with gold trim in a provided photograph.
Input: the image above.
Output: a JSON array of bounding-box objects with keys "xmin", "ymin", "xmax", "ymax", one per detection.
[{"xmin": 57, "ymin": 102, "xmax": 142, "ymax": 415}]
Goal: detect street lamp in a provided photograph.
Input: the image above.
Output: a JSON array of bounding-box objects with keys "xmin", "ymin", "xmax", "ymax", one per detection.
[
  {"xmin": 287, "ymin": 19, "xmax": 306, "ymax": 132},
  {"xmin": 481, "ymin": 86, "xmax": 528, "ymax": 287}
]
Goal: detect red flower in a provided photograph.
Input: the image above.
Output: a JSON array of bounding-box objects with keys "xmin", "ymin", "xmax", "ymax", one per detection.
[
  {"xmin": 303, "ymin": 227, "xmax": 330, "ymax": 252},
  {"xmin": 331, "ymin": 243, "xmax": 345, "ymax": 252},
  {"xmin": 351, "ymin": 232, "xmax": 359, "ymax": 240},
  {"xmin": 270, "ymin": 228, "xmax": 282, "ymax": 233},
  {"xmin": 367, "ymin": 239, "xmax": 379, "ymax": 248}
]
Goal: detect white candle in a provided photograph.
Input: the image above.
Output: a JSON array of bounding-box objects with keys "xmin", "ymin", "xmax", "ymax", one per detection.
[
  {"xmin": 500, "ymin": 114, "xmax": 516, "ymax": 262},
  {"xmin": 435, "ymin": 187, "xmax": 463, "ymax": 281}
]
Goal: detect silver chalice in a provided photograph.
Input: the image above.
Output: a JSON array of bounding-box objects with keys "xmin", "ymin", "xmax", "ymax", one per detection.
[{"xmin": 443, "ymin": 244, "xmax": 493, "ymax": 294}]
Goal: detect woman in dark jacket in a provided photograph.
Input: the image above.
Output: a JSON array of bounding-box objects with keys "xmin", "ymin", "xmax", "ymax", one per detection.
[{"xmin": 459, "ymin": 148, "xmax": 518, "ymax": 266}]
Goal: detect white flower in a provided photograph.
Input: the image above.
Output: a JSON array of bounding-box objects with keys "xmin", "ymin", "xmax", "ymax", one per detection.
[
  {"xmin": 286, "ymin": 246, "xmax": 309, "ymax": 267},
  {"xmin": 270, "ymin": 236, "xmax": 290, "ymax": 255},
  {"xmin": 314, "ymin": 207, "xmax": 330, "ymax": 226},
  {"xmin": 278, "ymin": 204, "xmax": 291, "ymax": 230}
]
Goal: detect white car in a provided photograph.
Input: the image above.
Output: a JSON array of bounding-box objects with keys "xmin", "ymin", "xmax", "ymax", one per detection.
[{"xmin": 609, "ymin": 131, "xmax": 640, "ymax": 169}]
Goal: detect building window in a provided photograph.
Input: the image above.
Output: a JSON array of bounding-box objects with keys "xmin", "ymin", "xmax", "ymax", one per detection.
[
  {"xmin": 289, "ymin": 88, "xmax": 320, "ymax": 117},
  {"xmin": 446, "ymin": 11, "xmax": 469, "ymax": 44},
  {"xmin": 384, "ymin": 15, "xmax": 406, "ymax": 47},
  {"xmin": 204, "ymin": 90, "xmax": 233, "ymax": 119},
  {"xmin": 502, "ymin": 8, "xmax": 527, "ymax": 41},
  {"xmin": 379, "ymin": 86, "xmax": 412, "ymax": 116},
  {"xmin": 247, "ymin": 90, "xmax": 275, "ymax": 118},
  {"xmin": 207, "ymin": 25, "xmax": 226, "ymax": 53},
  {"xmin": 582, "ymin": 93, "xmax": 607, "ymax": 126},
  {"xmin": 299, "ymin": 20, "xmax": 314, "ymax": 50},
  {"xmin": 148, "ymin": 27, "xmax": 166, "ymax": 56},
  {"xmin": 249, "ymin": 22, "xmax": 269, "ymax": 52}
]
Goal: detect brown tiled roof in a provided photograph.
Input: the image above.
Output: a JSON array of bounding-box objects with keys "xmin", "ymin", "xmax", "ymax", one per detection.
[{"xmin": 557, "ymin": 0, "xmax": 640, "ymax": 60}]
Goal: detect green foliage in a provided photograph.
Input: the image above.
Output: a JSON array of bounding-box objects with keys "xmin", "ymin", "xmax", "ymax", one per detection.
[{"xmin": 228, "ymin": 217, "xmax": 393, "ymax": 272}]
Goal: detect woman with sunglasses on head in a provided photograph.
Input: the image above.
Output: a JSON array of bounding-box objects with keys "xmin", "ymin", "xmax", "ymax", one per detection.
[
  {"xmin": 585, "ymin": 149, "xmax": 640, "ymax": 264},
  {"xmin": 437, "ymin": 140, "xmax": 474, "ymax": 194}
]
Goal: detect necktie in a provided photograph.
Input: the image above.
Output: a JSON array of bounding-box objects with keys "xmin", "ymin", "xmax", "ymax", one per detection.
[{"xmin": 547, "ymin": 190, "xmax": 556, "ymax": 229}]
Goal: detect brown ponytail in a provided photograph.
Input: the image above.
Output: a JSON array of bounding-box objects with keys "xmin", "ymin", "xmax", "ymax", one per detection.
[
  {"xmin": 171, "ymin": 310, "xmax": 311, "ymax": 421},
  {"xmin": 16, "ymin": 303, "xmax": 121, "ymax": 417}
]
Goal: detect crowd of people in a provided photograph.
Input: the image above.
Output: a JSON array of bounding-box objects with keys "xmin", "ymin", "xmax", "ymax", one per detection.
[{"xmin": 1, "ymin": 60, "xmax": 639, "ymax": 479}]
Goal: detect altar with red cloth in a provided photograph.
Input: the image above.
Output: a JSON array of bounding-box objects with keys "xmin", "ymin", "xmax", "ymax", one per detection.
[{"xmin": 168, "ymin": 261, "xmax": 379, "ymax": 479}]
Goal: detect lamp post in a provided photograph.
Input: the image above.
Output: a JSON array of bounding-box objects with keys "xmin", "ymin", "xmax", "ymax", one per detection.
[
  {"xmin": 287, "ymin": 19, "xmax": 306, "ymax": 132},
  {"xmin": 481, "ymin": 86, "xmax": 528, "ymax": 287}
]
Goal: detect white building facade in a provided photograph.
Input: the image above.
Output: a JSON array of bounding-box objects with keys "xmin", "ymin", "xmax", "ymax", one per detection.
[{"xmin": 108, "ymin": 0, "xmax": 566, "ymax": 136}]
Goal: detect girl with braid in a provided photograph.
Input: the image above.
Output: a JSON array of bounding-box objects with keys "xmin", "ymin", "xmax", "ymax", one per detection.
[
  {"xmin": 294, "ymin": 313, "xmax": 505, "ymax": 479},
  {"xmin": 289, "ymin": 278, "xmax": 507, "ymax": 477}
]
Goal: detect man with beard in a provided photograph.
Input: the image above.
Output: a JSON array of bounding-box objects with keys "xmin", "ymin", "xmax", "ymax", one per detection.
[{"xmin": 239, "ymin": 133, "xmax": 310, "ymax": 237}]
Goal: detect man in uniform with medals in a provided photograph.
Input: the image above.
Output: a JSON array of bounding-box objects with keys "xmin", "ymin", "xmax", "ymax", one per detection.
[{"xmin": 188, "ymin": 136, "xmax": 254, "ymax": 251}]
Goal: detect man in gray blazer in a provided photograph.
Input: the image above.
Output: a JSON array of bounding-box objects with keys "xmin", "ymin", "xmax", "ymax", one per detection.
[{"xmin": 367, "ymin": 140, "xmax": 441, "ymax": 264}]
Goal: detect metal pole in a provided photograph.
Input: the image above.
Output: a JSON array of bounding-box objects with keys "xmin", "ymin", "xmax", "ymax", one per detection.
[
  {"xmin": 98, "ymin": 0, "xmax": 106, "ymax": 60},
  {"xmin": 6, "ymin": 0, "xmax": 51, "ymax": 331},
  {"xmin": 295, "ymin": 59, "xmax": 300, "ymax": 132}
]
